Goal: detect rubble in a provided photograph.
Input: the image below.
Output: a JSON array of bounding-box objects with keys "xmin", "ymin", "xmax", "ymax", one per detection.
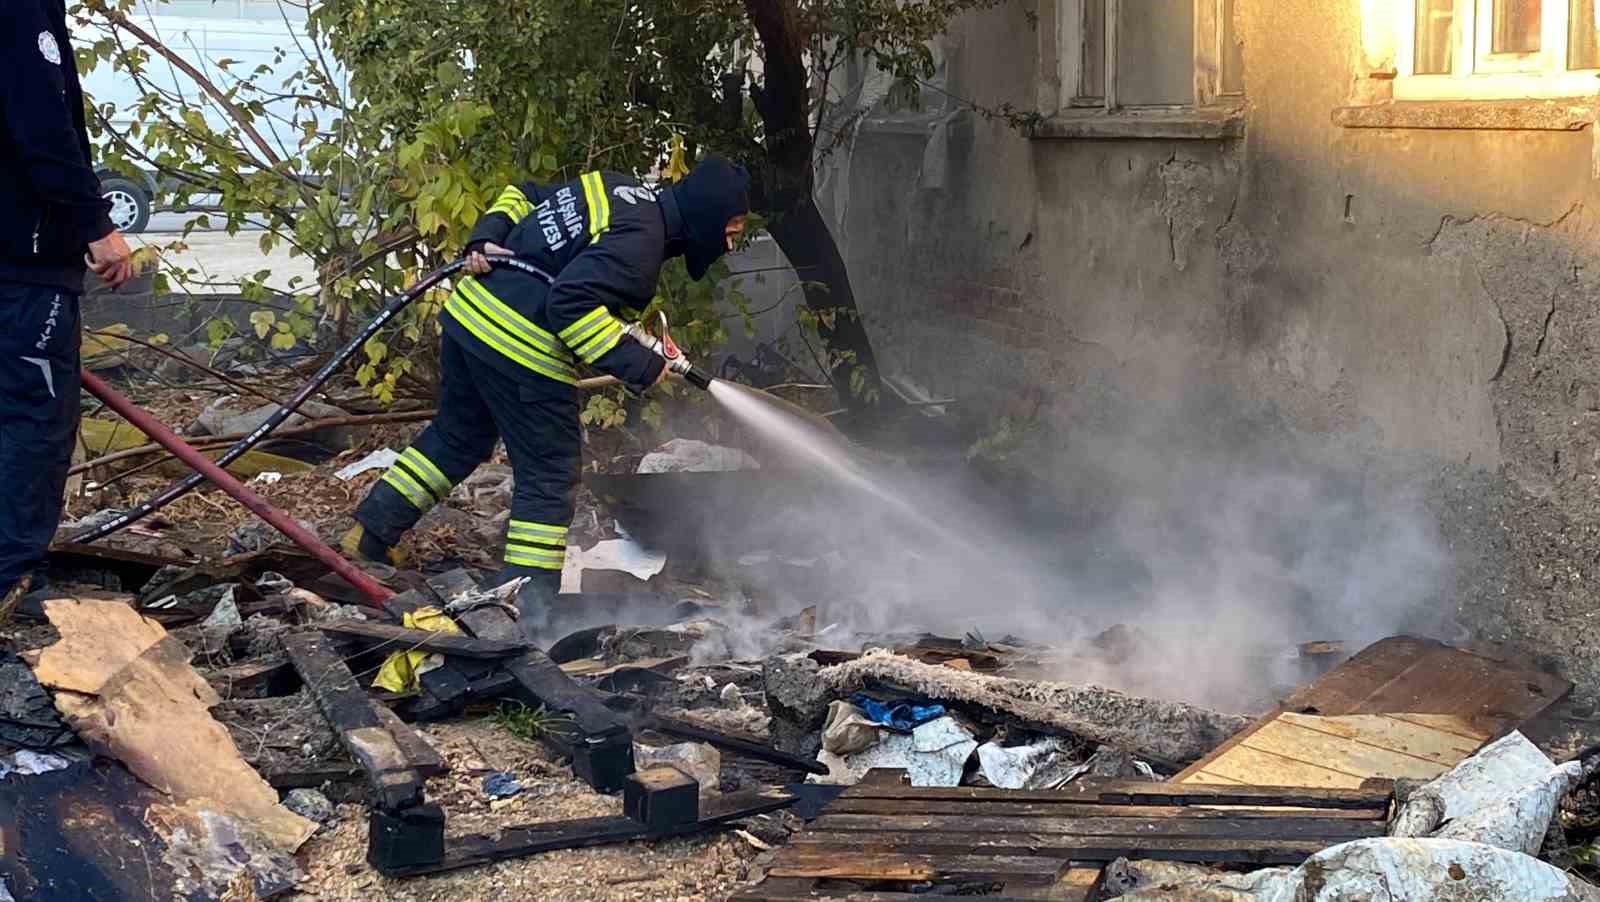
[
  {"xmin": 24, "ymin": 599, "xmax": 316, "ymax": 854},
  {"xmin": 636, "ymin": 438, "xmax": 761, "ymax": 473},
  {"xmin": 635, "ymin": 742, "xmax": 722, "ymax": 798},
  {"xmin": 1116, "ymin": 839, "xmax": 1600, "ymax": 901},
  {"xmin": 813, "ymin": 715, "xmax": 978, "ymax": 787},
  {"xmin": 794, "ymin": 648, "xmax": 1248, "ymax": 765},
  {"xmin": 821, "ymin": 699, "xmax": 884, "ymax": 756},
  {"xmin": 974, "ymin": 736, "xmax": 1077, "ymax": 789},
  {"xmin": 284, "ymin": 787, "xmax": 335, "ymax": 824}
]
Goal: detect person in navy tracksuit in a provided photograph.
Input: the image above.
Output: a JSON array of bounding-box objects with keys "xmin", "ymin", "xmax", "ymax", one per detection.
[
  {"xmin": 344, "ymin": 158, "xmax": 749, "ymax": 620},
  {"xmin": 0, "ymin": 0, "xmax": 134, "ymax": 602}
]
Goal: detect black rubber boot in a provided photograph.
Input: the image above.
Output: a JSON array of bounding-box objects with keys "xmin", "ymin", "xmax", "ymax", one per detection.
[{"xmin": 491, "ymin": 565, "xmax": 560, "ymax": 641}]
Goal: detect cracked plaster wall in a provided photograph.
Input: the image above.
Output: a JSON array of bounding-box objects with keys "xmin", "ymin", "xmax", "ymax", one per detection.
[{"xmin": 834, "ymin": 0, "xmax": 1600, "ymax": 700}]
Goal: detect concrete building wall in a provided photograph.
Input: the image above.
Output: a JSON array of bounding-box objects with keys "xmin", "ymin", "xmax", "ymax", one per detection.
[{"xmin": 833, "ymin": 0, "xmax": 1600, "ymax": 699}]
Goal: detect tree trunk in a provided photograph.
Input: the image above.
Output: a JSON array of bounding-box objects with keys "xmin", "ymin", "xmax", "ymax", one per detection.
[
  {"xmin": 744, "ymin": 0, "xmax": 884, "ymax": 411},
  {"xmin": 765, "ymin": 195, "xmax": 883, "ymax": 407}
]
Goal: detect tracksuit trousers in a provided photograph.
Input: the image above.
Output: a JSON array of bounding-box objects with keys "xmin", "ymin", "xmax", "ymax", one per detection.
[
  {"xmin": 353, "ymin": 332, "xmax": 580, "ymax": 602},
  {"xmin": 0, "ymin": 283, "xmax": 80, "ymax": 597}
]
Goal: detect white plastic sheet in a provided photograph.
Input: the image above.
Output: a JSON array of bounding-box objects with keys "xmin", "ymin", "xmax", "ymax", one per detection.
[{"xmin": 812, "ymin": 715, "xmax": 978, "ymax": 787}]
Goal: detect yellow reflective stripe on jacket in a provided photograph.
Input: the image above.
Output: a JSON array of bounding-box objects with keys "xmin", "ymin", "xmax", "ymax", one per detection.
[
  {"xmin": 445, "ymin": 292, "xmax": 578, "ymax": 385},
  {"xmin": 457, "ymin": 277, "xmax": 570, "ymax": 361},
  {"xmin": 399, "ymin": 447, "xmax": 452, "ymax": 498},
  {"xmin": 581, "ymin": 172, "xmax": 610, "ymax": 241},
  {"xmin": 382, "ymin": 466, "xmax": 435, "ymax": 511},
  {"xmin": 558, "ymin": 305, "xmax": 626, "ymax": 364},
  {"xmin": 572, "ymin": 319, "xmax": 623, "ymax": 364},
  {"xmin": 488, "ymin": 185, "xmax": 532, "ymax": 222},
  {"xmin": 558, "ymin": 306, "xmax": 610, "ymax": 343}
]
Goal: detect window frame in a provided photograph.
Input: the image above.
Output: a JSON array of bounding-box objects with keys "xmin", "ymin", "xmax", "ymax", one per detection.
[
  {"xmin": 1394, "ymin": 0, "xmax": 1600, "ymax": 100},
  {"xmin": 1051, "ymin": 0, "xmax": 1241, "ymax": 115}
]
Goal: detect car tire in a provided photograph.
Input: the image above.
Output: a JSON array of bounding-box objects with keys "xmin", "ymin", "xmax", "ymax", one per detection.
[{"xmin": 101, "ymin": 176, "xmax": 152, "ymax": 234}]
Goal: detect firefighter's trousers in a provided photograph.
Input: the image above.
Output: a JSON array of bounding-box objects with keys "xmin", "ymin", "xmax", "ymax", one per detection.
[{"xmin": 353, "ymin": 332, "xmax": 580, "ymax": 598}]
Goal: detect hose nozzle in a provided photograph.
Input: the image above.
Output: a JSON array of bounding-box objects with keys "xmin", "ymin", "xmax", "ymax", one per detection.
[{"xmin": 626, "ymin": 312, "xmax": 715, "ymax": 390}]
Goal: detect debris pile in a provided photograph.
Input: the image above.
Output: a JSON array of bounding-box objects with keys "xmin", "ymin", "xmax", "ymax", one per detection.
[{"xmin": 10, "ymin": 402, "xmax": 1600, "ymax": 901}]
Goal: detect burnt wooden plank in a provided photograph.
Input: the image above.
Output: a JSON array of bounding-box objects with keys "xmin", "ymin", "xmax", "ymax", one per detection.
[
  {"xmin": 319, "ymin": 620, "xmax": 532, "ymax": 659},
  {"xmin": 205, "ymin": 659, "xmax": 300, "ymax": 699},
  {"xmin": 821, "ymin": 796, "xmax": 1388, "ymax": 820},
  {"xmin": 735, "ymin": 892, "xmax": 1046, "ymax": 902},
  {"xmin": 1282, "ymin": 636, "xmax": 1569, "ymax": 723},
  {"xmin": 766, "ymin": 850, "xmax": 1066, "ymax": 885},
  {"xmin": 1094, "ymin": 781, "xmax": 1391, "ymax": 810},
  {"xmin": 259, "ymin": 761, "xmax": 362, "ymax": 790},
  {"xmin": 381, "ymin": 790, "xmax": 796, "ymax": 877},
  {"xmin": 644, "ymin": 715, "xmax": 830, "ymax": 776},
  {"xmin": 282, "ymin": 631, "xmax": 425, "ymax": 812},
  {"xmin": 784, "ymin": 831, "xmax": 1331, "ymax": 866},
  {"xmin": 838, "ymin": 780, "xmax": 1391, "ymax": 810},
  {"xmin": 729, "ymin": 875, "xmax": 1069, "ymax": 902},
  {"xmin": 806, "ymin": 812, "xmax": 1385, "ymax": 840},
  {"xmin": 372, "ymin": 704, "xmax": 448, "ymax": 778},
  {"xmin": 453, "ymin": 607, "xmax": 627, "ymax": 738}
]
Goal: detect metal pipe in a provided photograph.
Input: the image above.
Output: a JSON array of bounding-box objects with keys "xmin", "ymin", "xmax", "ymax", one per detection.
[{"xmin": 79, "ymin": 369, "xmax": 398, "ymax": 606}]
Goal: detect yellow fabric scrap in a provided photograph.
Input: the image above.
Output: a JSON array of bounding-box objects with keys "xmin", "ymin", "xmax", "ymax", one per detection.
[{"xmin": 372, "ymin": 606, "xmax": 462, "ymax": 694}]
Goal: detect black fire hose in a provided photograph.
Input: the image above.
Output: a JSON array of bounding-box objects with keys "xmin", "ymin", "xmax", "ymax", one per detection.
[{"xmin": 73, "ymin": 255, "xmax": 554, "ymax": 544}]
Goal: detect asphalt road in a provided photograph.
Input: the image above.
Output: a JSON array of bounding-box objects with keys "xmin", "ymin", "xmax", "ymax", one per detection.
[{"xmin": 133, "ymin": 211, "xmax": 315, "ymax": 292}]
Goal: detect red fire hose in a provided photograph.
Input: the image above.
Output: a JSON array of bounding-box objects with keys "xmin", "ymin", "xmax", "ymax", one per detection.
[{"xmin": 80, "ymin": 368, "xmax": 395, "ymax": 607}]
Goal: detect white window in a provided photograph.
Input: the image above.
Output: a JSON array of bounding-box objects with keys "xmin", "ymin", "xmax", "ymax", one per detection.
[
  {"xmin": 1048, "ymin": 0, "xmax": 1243, "ymax": 115},
  {"xmin": 1396, "ymin": 0, "xmax": 1600, "ymax": 98}
]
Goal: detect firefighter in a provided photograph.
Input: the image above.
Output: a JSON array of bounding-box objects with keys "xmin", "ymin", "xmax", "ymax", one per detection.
[
  {"xmin": 343, "ymin": 158, "xmax": 749, "ymax": 621},
  {"xmin": 0, "ymin": 0, "xmax": 135, "ymax": 604}
]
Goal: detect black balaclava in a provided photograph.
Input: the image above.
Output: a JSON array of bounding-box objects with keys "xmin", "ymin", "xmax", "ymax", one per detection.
[{"xmin": 663, "ymin": 156, "xmax": 750, "ymax": 280}]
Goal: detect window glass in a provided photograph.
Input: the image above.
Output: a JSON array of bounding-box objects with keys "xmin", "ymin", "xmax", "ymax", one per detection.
[
  {"xmin": 1221, "ymin": 0, "xmax": 1244, "ymax": 93},
  {"xmin": 1416, "ymin": 0, "xmax": 1457, "ymax": 74},
  {"xmin": 1491, "ymin": 0, "xmax": 1542, "ymax": 53},
  {"xmin": 1082, "ymin": 0, "xmax": 1106, "ymax": 98},
  {"xmin": 1571, "ymin": 0, "xmax": 1600, "ymax": 67},
  {"xmin": 1116, "ymin": 0, "xmax": 1195, "ymax": 106}
]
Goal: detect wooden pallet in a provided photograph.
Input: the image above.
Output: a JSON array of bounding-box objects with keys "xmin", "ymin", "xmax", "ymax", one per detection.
[
  {"xmin": 731, "ymin": 772, "xmax": 1392, "ymax": 901},
  {"xmin": 1178, "ymin": 636, "xmax": 1571, "ymax": 789}
]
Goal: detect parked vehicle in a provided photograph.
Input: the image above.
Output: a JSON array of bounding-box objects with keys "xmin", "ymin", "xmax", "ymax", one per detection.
[{"xmin": 77, "ymin": 0, "xmax": 338, "ymax": 233}]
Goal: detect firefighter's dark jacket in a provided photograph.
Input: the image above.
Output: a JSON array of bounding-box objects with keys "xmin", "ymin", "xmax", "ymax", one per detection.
[
  {"xmin": 449, "ymin": 160, "xmax": 749, "ymax": 395},
  {"xmin": 0, "ymin": 0, "xmax": 116, "ymax": 290}
]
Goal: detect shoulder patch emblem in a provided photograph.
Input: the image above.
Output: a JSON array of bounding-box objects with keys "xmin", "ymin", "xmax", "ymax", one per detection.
[
  {"xmin": 38, "ymin": 32, "xmax": 61, "ymax": 66},
  {"xmin": 611, "ymin": 185, "xmax": 656, "ymax": 206}
]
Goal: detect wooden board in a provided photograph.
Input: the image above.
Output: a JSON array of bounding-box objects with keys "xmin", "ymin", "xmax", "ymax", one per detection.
[
  {"xmin": 736, "ymin": 777, "xmax": 1390, "ymax": 899},
  {"xmin": 384, "ymin": 790, "xmax": 796, "ymax": 877},
  {"xmin": 766, "ymin": 851, "xmax": 1067, "ymax": 885},
  {"xmin": 320, "ymin": 620, "xmax": 531, "ymax": 659},
  {"xmin": 1177, "ymin": 636, "xmax": 1571, "ymax": 788},
  {"xmin": 283, "ymin": 631, "xmax": 426, "ymax": 812},
  {"xmin": 783, "ymin": 831, "xmax": 1335, "ymax": 866}
]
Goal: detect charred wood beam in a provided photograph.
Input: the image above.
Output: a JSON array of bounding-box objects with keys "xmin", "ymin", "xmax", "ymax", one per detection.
[
  {"xmin": 319, "ymin": 620, "xmax": 532, "ymax": 660},
  {"xmin": 422, "ymin": 571, "xmax": 635, "ymax": 793},
  {"xmin": 282, "ymin": 631, "xmax": 427, "ymax": 812},
  {"xmin": 376, "ymin": 790, "xmax": 796, "ymax": 878},
  {"xmin": 641, "ymin": 715, "xmax": 829, "ymax": 776}
]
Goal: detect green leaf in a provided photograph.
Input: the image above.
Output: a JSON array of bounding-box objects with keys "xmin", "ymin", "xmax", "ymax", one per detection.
[
  {"xmin": 249, "ymin": 310, "xmax": 276, "ymax": 339},
  {"xmin": 269, "ymin": 331, "xmax": 297, "ymax": 350}
]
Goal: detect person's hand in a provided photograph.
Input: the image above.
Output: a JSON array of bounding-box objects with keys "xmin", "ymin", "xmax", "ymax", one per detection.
[
  {"xmin": 465, "ymin": 242, "xmax": 511, "ymax": 274},
  {"xmin": 86, "ymin": 230, "xmax": 133, "ymax": 290},
  {"xmin": 651, "ymin": 361, "xmax": 673, "ymax": 388}
]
